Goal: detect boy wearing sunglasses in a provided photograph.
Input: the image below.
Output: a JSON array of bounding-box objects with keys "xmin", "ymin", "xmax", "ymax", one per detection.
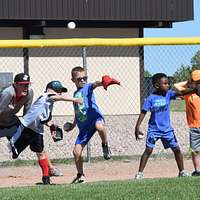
[{"xmin": 65, "ymin": 66, "xmax": 120, "ymax": 184}]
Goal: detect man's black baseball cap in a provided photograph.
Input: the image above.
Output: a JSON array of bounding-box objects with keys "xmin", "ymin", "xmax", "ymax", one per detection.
[{"xmin": 14, "ymin": 73, "xmax": 31, "ymax": 84}]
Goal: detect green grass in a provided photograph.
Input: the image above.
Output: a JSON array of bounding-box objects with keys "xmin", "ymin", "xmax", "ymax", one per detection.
[
  {"xmin": 0, "ymin": 178, "xmax": 200, "ymax": 200},
  {"xmin": 170, "ymin": 99, "xmax": 185, "ymax": 112}
]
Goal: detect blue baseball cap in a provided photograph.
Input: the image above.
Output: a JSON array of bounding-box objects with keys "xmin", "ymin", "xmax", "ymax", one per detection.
[{"xmin": 46, "ymin": 81, "xmax": 68, "ymax": 93}]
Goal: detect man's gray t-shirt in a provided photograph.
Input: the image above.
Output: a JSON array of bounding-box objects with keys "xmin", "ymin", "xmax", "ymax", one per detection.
[{"xmin": 0, "ymin": 85, "xmax": 33, "ymax": 127}]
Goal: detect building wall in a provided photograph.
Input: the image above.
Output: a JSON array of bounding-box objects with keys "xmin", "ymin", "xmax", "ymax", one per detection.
[{"xmin": 0, "ymin": 27, "xmax": 141, "ymax": 115}]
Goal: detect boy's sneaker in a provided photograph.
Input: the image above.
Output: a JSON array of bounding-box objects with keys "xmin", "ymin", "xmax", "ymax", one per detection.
[
  {"xmin": 42, "ymin": 176, "xmax": 51, "ymax": 185},
  {"xmin": 71, "ymin": 173, "xmax": 86, "ymax": 184},
  {"xmin": 192, "ymin": 170, "xmax": 200, "ymax": 176},
  {"xmin": 49, "ymin": 168, "xmax": 63, "ymax": 177},
  {"xmin": 134, "ymin": 172, "xmax": 144, "ymax": 180},
  {"xmin": 178, "ymin": 170, "xmax": 190, "ymax": 177},
  {"xmin": 102, "ymin": 143, "xmax": 112, "ymax": 160}
]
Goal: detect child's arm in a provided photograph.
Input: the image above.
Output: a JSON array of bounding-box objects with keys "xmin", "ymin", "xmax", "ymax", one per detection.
[
  {"xmin": 135, "ymin": 111, "xmax": 146, "ymax": 140},
  {"xmin": 50, "ymin": 94, "xmax": 82, "ymax": 104},
  {"xmin": 174, "ymin": 81, "xmax": 197, "ymax": 97},
  {"xmin": 174, "ymin": 81, "xmax": 188, "ymax": 91},
  {"xmin": 92, "ymin": 81, "xmax": 103, "ymax": 90},
  {"xmin": 92, "ymin": 75, "xmax": 120, "ymax": 90}
]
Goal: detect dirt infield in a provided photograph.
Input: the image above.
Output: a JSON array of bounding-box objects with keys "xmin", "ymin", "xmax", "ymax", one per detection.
[{"xmin": 0, "ymin": 158, "xmax": 194, "ymax": 188}]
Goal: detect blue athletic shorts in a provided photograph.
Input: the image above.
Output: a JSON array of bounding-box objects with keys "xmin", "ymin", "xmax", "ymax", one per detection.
[
  {"xmin": 146, "ymin": 129, "xmax": 179, "ymax": 149},
  {"xmin": 75, "ymin": 117, "xmax": 105, "ymax": 145}
]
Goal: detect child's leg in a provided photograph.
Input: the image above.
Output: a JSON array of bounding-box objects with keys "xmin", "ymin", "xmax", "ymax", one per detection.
[
  {"xmin": 37, "ymin": 152, "xmax": 51, "ymax": 184},
  {"xmin": 135, "ymin": 147, "xmax": 153, "ymax": 179},
  {"xmin": 44, "ymin": 152, "xmax": 63, "ymax": 176},
  {"xmin": 96, "ymin": 121, "xmax": 108, "ymax": 144},
  {"xmin": 73, "ymin": 144, "xmax": 85, "ymax": 175},
  {"xmin": 171, "ymin": 147, "xmax": 184, "ymax": 171},
  {"xmin": 192, "ymin": 151, "xmax": 200, "ymax": 171},
  {"xmin": 36, "ymin": 152, "xmax": 49, "ymax": 176},
  {"xmin": 96, "ymin": 121, "xmax": 111, "ymax": 160},
  {"xmin": 138, "ymin": 147, "xmax": 153, "ymax": 172}
]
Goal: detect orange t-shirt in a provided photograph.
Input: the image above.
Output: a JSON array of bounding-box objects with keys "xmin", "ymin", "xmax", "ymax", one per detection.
[{"xmin": 183, "ymin": 93, "xmax": 200, "ymax": 128}]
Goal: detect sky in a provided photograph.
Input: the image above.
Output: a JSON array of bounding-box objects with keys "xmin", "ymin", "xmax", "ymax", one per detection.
[{"xmin": 144, "ymin": 0, "xmax": 200, "ymax": 75}]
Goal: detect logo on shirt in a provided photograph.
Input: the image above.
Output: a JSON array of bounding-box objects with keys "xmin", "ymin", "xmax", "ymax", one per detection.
[
  {"xmin": 152, "ymin": 99, "xmax": 167, "ymax": 112},
  {"xmin": 74, "ymin": 92, "xmax": 87, "ymax": 122}
]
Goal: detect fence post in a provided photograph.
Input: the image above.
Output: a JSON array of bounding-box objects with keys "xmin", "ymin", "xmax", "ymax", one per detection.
[
  {"xmin": 82, "ymin": 47, "xmax": 91, "ymax": 163},
  {"xmin": 23, "ymin": 27, "xmax": 29, "ymax": 74}
]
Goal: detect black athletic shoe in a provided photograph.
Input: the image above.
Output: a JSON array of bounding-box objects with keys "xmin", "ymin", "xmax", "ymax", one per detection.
[
  {"xmin": 102, "ymin": 143, "xmax": 112, "ymax": 160},
  {"xmin": 192, "ymin": 171, "xmax": 200, "ymax": 176},
  {"xmin": 11, "ymin": 147, "xmax": 19, "ymax": 159},
  {"xmin": 42, "ymin": 176, "xmax": 51, "ymax": 185}
]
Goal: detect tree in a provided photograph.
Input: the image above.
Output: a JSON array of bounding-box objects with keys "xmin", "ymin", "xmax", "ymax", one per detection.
[
  {"xmin": 144, "ymin": 70, "xmax": 152, "ymax": 77},
  {"xmin": 172, "ymin": 64, "xmax": 191, "ymax": 83},
  {"xmin": 191, "ymin": 50, "xmax": 200, "ymax": 70}
]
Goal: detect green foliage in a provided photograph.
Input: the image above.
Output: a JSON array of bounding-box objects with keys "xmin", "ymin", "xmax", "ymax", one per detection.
[
  {"xmin": 191, "ymin": 50, "xmax": 200, "ymax": 70},
  {"xmin": 170, "ymin": 99, "xmax": 185, "ymax": 112},
  {"xmin": 144, "ymin": 70, "xmax": 152, "ymax": 77},
  {"xmin": 0, "ymin": 178, "xmax": 200, "ymax": 200},
  {"xmin": 172, "ymin": 50, "xmax": 200, "ymax": 83},
  {"xmin": 172, "ymin": 64, "xmax": 191, "ymax": 83}
]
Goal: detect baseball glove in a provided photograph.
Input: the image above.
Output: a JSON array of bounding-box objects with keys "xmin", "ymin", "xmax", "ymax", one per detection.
[
  {"xmin": 50, "ymin": 125, "xmax": 63, "ymax": 142},
  {"xmin": 102, "ymin": 75, "xmax": 120, "ymax": 90}
]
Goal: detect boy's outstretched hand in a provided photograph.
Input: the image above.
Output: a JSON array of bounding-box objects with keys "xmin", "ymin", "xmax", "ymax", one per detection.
[{"xmin": 102, "ymin": 75, "xmax": 120, "ymax": 90}]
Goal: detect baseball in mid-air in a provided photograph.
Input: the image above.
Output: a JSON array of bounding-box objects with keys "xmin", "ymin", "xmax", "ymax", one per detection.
[{"xmin": 67, "ymin": 21, "xmax": 76, "ymax": 29}]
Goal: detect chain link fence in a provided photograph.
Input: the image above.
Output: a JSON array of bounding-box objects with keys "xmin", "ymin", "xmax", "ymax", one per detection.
[{"xmin": 0, "ymin": 44, "xmax": 200, "ymax": 161}]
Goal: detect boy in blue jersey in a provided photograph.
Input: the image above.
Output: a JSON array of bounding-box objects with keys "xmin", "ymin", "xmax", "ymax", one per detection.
[
  {"xmin": 134, "ymin": 73, "xmax": 193, "ymax": 179},
  {"xmin": 65, "ymin": 66, "xmax": 119, "ymax": 184}
]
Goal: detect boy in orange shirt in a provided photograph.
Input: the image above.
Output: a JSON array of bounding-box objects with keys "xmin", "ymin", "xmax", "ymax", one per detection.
[{"xmin": 174, "ymin": 70, "xmax": 200, "ymax": 176}]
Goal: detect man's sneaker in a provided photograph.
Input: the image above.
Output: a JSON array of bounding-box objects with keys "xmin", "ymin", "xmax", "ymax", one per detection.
[
  {"xmin": 192, "ymin": 170, "xmax": 200, "ymax": 176},
  {"xmin": 11, "ymin": 146, "xmax": 19, "ymax": 159},
  {"xmin": 7, "ymin": 142, "xmax": 19, "ymax": 159},
  {"xmin": 102, "ymin": 143, "xmax": 112, "ymax": 160},
  {"xmin": 178, "ymin": 170, "xmax": 190, "ymax": 177},
  {"xmin": 71, "ymin": 173, "xmax": 86, "ymax": 184},
  {"xmin": 42, "ymin": 176, "xmax": 51, "ymax": 185},
  {"xmin": 134, "ymin": 172, "xmax": 144, "ymax": 180},
  {"xmin": 49, "ymin": 168, "xmax": 63, "ymax": 177}
]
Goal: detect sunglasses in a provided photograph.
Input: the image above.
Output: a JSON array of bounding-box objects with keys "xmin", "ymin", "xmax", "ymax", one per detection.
[{"xmin": 76, "ymin": 76, "xmax": 88, "ymax": 82}]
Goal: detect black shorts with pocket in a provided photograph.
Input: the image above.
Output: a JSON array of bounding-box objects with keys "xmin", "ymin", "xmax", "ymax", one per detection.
[{"xmin": 14, "ymin": 127, "xmax": 44, "ymax": 155}]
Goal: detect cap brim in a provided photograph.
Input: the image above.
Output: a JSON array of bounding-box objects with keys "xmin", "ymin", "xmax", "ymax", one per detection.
[
  {"xmin": 61, "ymin": 87, "xmax": 68, "ymax": 93},
  {"xmin": 15, "ymin": 81, "xmax": 32, "ymax": 84}
]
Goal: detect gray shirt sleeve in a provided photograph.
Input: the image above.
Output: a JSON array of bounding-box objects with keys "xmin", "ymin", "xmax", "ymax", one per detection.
[
  {"xmin": 0, "ymin": 91, "xmax": 13, "ymax": 115},
  {"xmin": 23, "ymin": 89, "xmax": 34, "ymax": 115}
]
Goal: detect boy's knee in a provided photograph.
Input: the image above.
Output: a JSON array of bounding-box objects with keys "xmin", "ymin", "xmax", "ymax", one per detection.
[
  {"xmin": 96, "ymin": 122, "xmax": 105, "ymax": 132},
  {"xmin": 36, "ymin": 152, "xmax": 46, "ymax": 159},
  {"xmin": 144, "ymin": 147, "xmax": 153, "ymax": 156},
  {"xmin": 192, "ymin": 151, "xmax": 199, "ymax": 156},
  {"xmin": 73, "ymin": 147, "xmax": 82, "ymax": 158},
  {"xmin": 172, "ymin": 147, "xmax": 181, "ymax": 154}
]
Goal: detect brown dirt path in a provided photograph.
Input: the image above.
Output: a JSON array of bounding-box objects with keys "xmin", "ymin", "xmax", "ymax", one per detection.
[{"xmin": 0, "ymin": 158, "xmax": 194, "ymax": 188}]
